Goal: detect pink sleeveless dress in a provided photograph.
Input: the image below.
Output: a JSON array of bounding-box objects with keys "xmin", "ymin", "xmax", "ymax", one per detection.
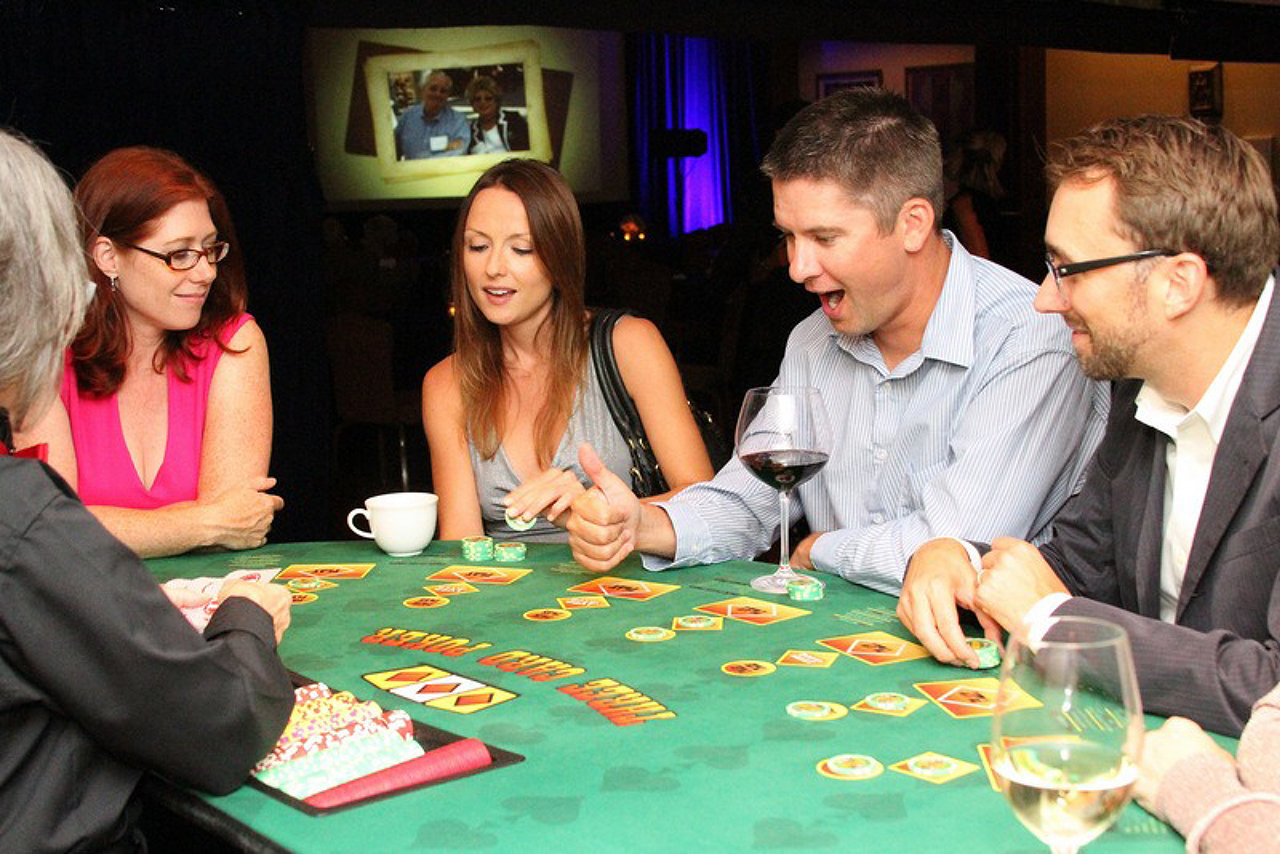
[{"xmin": 60, "ymin": 313, "xmax": 252, "ymax": 509}]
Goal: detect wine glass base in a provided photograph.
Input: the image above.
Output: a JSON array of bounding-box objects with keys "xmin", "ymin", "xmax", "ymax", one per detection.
[{"xmin": 750, "ymin": 570, "xmax": 812, "ymax": 595}]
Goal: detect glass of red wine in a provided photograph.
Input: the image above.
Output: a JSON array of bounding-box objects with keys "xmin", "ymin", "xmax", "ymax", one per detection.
[{"xmin": 735, "ymin": 386, "xmax": 832, "ymax": 594}]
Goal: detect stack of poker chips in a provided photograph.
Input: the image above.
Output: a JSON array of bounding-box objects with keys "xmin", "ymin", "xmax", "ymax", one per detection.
[
  {"xmin": 253, "ymin": 683, "xmax": 424, "ymax": 800},
  {"xmin": 461, "ymin": 536, "xmax": 493, "ymax": 561}
]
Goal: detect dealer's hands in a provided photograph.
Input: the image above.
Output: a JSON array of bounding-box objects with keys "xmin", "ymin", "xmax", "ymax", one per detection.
[
  {"xmin": 972, "ymin": 537, "xmax": 1068, "ymax": 637},
  {"xmin": 566, "ymin": 443, "xmax": 642, "ymax": 572},
  {"xmin": 899, "ymin": 538, "xmax": 1001, "ymax": 667},
  {"xmin": 217, "ymin": 579, "xmax": 292, "ymax": 644},
  {"xmin": 1133, "ymin": 717, "xmax": 1234, "ymax": 814},
  {"xmin": 504, "ymin": 468, "xmax": 587, "ymax": 529}
]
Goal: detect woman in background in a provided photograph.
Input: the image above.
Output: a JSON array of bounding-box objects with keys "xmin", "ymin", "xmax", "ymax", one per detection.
[
  {"xmin": 466, "ymin": 76, "xmax": 530, "ymax": 154},
  {"xmin": 19, "ymin": 147, "xmax": 281, "ymax": 557},
  {"xmin": 941, "ymin": 129, "xmax": 1007, "ymax": 261},
  {"xmin": 423, "ymin": 158, "xmax": 712, "ymax": 543}
]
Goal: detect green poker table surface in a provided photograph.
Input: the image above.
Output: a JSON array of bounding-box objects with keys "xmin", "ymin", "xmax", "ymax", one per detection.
[{"xmin": 145, "ymin": 540, "xmax": 1192, "ymax": 852}]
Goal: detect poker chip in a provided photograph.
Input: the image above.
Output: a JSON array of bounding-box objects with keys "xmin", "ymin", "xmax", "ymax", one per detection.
[
  {"xmin": 626, "ymin": 626, "xmax": 676, "ymax": 642},
  {"xmin": 818, "ymin": 754, "xmax": 883, "ymax": 780},
  {"xmin": 863, "ymin": 692, "xmax": 911, "ymax": 712},
  {"xmin": 786, "ymin": 700, "xmax": 848, "ymax": 721},
  {"xmin": 721, "ymin": 660, "xmax": 776, "ymax": 677},
  {"xmin": 402, "ymin": 595, "xmax": 448, "ymax": 608},
  {"xmin": 786, "ymin": 575, "xmax": 825, "ymax": 601},
  {"xmin": 504, "ymin": 510, "xmax": 536, "ymax": 532},
  {"xmin": 524, "ymin": 608, "xmax": 571, "ymax": 621},
  {"xmin": 494, "ymin": 542, "xmax": 527, "ymax": 562},
  {"xmin": 907, "ymin": 755, "xmax": 959, "ymax": 778},
  {"xmin": 673, "ymin": 615, "xmax": 716, "ymax": 629},
  {"xmin": 967, "ymin": 638, "xmax": 1002, "ymax": 669},
  {"xmin": 461, "ymin": 536, "xmax": 493, "ymax": 561}
]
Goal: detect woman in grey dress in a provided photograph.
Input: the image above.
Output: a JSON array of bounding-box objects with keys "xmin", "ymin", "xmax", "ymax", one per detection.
[{"xmin": 422, "ymin": 159, "xmax": 712, "ymax": 543}]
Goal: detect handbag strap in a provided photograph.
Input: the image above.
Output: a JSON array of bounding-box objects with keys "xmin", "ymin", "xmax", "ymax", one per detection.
[{"xmin": 588, "ymin": 308, "xmax": 669, "ymax": 495}]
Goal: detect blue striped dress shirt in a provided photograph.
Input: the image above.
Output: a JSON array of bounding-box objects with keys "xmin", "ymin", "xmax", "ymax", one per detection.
[{"xmin": 649, "ymin": 234, "xmax": 1109, "ymax": 594}]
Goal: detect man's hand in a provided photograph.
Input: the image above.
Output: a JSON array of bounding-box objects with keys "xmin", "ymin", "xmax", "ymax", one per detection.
[
  {"xmin": 898, "ymin": 538, "xmax": 1000, "ymax": 666},
  {"xmin": 217, "ymin": 580, "xmax": 291, "ymax": 644},
  {"xmin": 974, "ymin": 537, "xmax": 1068, "ymax": 637},
  {"xmin": 788, "ymin": 531, "xmax": 822, "ymax": 571},
  {"xmin": 566, "ymin": 443, "xmax": 642, "ymax": 572},
  {"xmin": 1133, "ymin": 717, "xmax": 1234, "ymax": 814}
]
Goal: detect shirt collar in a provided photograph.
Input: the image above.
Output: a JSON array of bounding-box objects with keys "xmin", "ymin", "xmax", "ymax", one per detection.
[{"xmin": 1135, "ymin": 274, "xmax": 1275, "ymax": 442}]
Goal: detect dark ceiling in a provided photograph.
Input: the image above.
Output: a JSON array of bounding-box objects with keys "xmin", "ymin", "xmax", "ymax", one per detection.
[{"xmin": 307, "ymin": 0, "xmax": 1280, "ymax": 62}]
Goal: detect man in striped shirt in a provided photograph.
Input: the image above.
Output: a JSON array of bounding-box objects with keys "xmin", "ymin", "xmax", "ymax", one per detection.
[{"xmin": 568, "ymin": 87, "xmax": 1106, "ymax": 598}]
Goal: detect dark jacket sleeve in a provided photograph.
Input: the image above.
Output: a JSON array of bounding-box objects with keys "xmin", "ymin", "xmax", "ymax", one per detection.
[{"xmin": 1, "ymin": 462, "xmax": 295, "ymax": 793}]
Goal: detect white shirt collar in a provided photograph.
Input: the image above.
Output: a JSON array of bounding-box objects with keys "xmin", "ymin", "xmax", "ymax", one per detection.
[{"xmin": 1135, "ymin": 275, "xmax": 1274, "ymax": 442}]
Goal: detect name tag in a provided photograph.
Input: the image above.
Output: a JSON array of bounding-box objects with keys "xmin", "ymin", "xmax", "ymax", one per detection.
[{"xmin": 429, "ymin": 135, "xmax": 449, "ymax": 152}]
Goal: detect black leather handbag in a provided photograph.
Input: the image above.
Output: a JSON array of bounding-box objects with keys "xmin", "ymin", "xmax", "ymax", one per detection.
[{"xmin": 589, "ymin": 308, "xmax": 670, "ymax": 496}]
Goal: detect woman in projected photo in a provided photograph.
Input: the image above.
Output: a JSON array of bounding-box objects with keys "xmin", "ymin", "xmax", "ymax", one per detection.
[
  {"xmin": 18, "ymin": 147, "xmax": 282, "ymax": 558},
  {"xmin": 423, "ymin": 159, "xmax": 713, "ymax": 543},
  {"xmin": 466, "ymin": 76, "xmax": 529, "ymax": 154}
]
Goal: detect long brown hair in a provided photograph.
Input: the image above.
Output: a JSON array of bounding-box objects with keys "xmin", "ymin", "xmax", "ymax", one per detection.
[
  {"xmin": 72, "ymin": 146, "xmax": 247, "ymax": 396},
  {"xmin": 450, "ymin": 159, "xmax": 587, "ymax": 466}
]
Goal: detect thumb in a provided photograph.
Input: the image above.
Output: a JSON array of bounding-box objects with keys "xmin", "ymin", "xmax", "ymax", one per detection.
[{"xmin": 578, "ymin": 443, "xmax": 630, "ymax": 500}]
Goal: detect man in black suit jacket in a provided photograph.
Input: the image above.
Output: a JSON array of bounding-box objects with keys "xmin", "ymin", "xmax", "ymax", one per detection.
[{"xmin": 898, "ymin": 115, "xmax": 1280, "ymax": 737}]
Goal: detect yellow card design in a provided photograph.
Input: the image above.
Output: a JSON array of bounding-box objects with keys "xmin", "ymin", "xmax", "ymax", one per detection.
[
  {"xmin": 363, "ymin": 664, "xmax": 449, "ymax": 690},
  {"xmin": 817, "ymin": 631, "xmax": 930, "ymax": 665},
  {"xmin": 976, "ymin": 744, "xmax": 1002, "ymax": 792},
  {"xmin": 695, "ymin": 596, "xmax": 810, "ymax": 625},
  {"xmin": 558, "ymin": 595, "xmax": 610, "ymax": 610},
  {"xmin": 426, "ymin": 565, "xmax": 532, "ymax": 584},
  {"xmin": 777, "ymin": 649, "xmax": 838, "ymax": 668},
  {"xmin": 278, "ymin": 563, "xmax": 375, "ymax": 580},
  {"xmin": 428, "ymin": 582, "xmax": 479, "ymax": 595},
  {"xmin": 426, "ymin": 685, "xmax": 518, "ymax": 714},
  {"xmin": 914, "ymin": 677, "xmax": 1041, "ymax": 719},
  {"xmin": 565, "ymin": 575, "xmax": 681, "ymax": 601},
  {"xmin": 890, "ymin": 751, "xmax": 979, "ymax": 785}
]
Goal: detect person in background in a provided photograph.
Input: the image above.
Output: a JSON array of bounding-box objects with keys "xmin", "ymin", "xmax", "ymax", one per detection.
[
  {"xmin": 466, "ymin": 75, "xmax": 530, "ymax": 154},
  {"xmin": 900, "ymin": 115, "xmax": 1280, "ymax": 737},
  {"xmin": 1134, "ymin": 683, "xmax": 1280, "ymax": 852},
  {"xmin": 567, "ymin": 88, "xmax": 1105, "ymax": 590},
  {"xmin": 423, "ymin": 158, "xmax": 713, "ymax": 543},
  {"xmin": 18, "ymin": 146, "xmax": 281, "ymax": 558},
  {"xmin": 0, "ymin": 127, "xmax": 294, "ymax": 854},
  {"xmin": 394, "ymin": 70, "xmax": 469, "ymax": 160},
  {"xmin": 941, "ymin": 129, "xmax": 1007, "ymax": 261}
]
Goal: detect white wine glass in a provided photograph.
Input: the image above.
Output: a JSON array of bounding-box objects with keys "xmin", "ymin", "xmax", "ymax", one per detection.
[
  {"xmin": 991, "ymin": 616, "xmax": 1144, "ymax": 854},
  {"xmin": 735, "ymin": 386, "xmax": 832, "ymax": 594}
]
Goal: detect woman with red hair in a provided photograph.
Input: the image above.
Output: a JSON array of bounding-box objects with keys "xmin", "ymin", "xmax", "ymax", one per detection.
[{"xmin": 19, "ymin": 146, "xmax": 281, "ymax": 557}]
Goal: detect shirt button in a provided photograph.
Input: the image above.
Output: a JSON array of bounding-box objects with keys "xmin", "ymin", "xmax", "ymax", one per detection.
[
  {"xmin": 873, "ymin": 447, "xmax": 888, "ymax": 461},
  {"xmin": 872, "ymin": 513, "xmax": 885, "ymax": 524}
]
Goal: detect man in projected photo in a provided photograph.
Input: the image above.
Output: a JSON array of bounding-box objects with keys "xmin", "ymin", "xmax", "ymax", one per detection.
[
  {"xmin": 394, "ymin": 70, "xmax": 468, "ymax": 160},
  {"xmin": 567, "ymin": 88, "xmax": 1107, "ymax": 602}
]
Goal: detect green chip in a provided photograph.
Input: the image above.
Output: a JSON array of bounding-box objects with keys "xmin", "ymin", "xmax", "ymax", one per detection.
[{"xmin": 504, "ymin": 510, "xmax": 536, "ymax": 532}]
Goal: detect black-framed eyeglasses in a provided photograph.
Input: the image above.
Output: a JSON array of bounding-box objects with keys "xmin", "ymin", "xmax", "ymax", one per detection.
[
  {"xmin": 1044, "ymin": 249, "xmax": 1175, "ymax": 300},
  {"xmin": 119, "ymin": 240, "xmax": 230, "ymax": 271}
]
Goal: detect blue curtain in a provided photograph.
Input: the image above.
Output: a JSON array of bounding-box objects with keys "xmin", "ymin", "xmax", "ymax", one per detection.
[{"xmin": 633, "ymin": 34, "xmax": 759, "ymax": 237}]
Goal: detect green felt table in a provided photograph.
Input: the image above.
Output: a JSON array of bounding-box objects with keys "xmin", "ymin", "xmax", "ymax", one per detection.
[{"xmin": 146, "ymin": 541, "xmax": 1190, "ymax": 852}]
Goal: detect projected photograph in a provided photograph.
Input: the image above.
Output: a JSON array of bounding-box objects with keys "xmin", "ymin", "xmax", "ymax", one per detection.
[
  {"xmin": 365, "ymin": 42, "xmax": 552, "ymax": 181},
  {"xmin": 307, "ymin": 27, "xmax": 625, "ymax": 204}
]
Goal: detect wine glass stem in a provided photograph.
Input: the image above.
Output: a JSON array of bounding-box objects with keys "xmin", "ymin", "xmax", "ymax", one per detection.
[{"xmin": 777, "ymin": 488, "xmax": 792, "ymax": 573}]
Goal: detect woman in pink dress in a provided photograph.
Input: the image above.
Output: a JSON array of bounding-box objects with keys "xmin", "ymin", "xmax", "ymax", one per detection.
[{"xmin": 19, "ymin": 147, "xmax": 281, "ymax": 557}]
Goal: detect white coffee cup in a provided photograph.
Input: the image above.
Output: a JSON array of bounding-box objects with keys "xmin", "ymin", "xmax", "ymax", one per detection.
[{"xmin": 347, "ymin": 492, "xmax": 438, "ymax": 556}]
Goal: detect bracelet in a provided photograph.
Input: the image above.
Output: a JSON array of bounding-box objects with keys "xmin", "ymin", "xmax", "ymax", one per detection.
[{"xmin": 1184, "ymin": 791, "xmax": 1280, "ymax": 852}]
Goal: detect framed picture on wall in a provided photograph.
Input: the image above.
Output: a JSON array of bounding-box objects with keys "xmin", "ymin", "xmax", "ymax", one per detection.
[
  {"xmin": 815, "ymin": 70, "xmax": 882, "ymax": 99},
  {"xmin": 1188, "ymin": 62, "xmax": 1224, "ymax": 121},
  {"xmin": 905, "ymin": 63, "xmax": 974, "ymax": 148}
]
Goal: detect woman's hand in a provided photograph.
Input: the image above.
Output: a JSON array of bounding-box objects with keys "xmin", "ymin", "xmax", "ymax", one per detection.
[
  {"xmin": 199, "ymin": 476, "xmax": 284, "ymax": 549},
  {"xmin": 504, "ymin": 468, "xmax": 587, "ymax": 529}
]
